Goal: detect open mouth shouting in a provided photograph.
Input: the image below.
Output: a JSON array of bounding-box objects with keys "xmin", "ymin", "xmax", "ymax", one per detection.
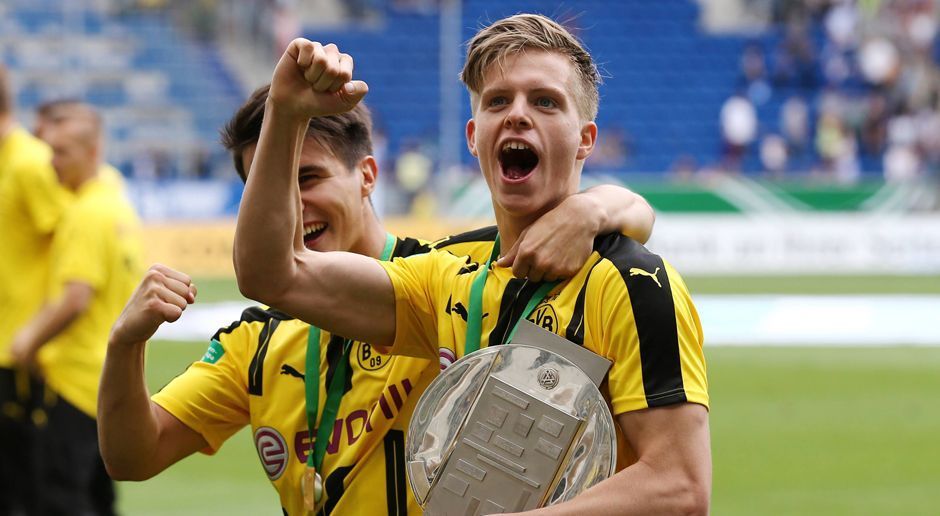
[
  {"xmin": 302, "ymin": 222, "xmax": 327, "ymax": 248},
  {"xmin": 498, "ymin": 140, "xmax": 539, "ymax": 183}
]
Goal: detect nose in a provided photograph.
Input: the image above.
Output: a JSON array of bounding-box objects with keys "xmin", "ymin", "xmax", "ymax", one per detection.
[{"xmin": 503, "ymin": 97, "xmax": 532, "ymax": 130}]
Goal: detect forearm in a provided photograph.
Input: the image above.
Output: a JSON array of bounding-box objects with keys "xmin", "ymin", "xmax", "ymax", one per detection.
[
  {"xmin": 97, "ymin": 338, "xmax": 165, "ymax": 480},
  {"xmin": 521, "ymin": 460, "xmax": 709, "ymax": 516},
  {"xmin": 581, "ymin": 185, "xmax": 655, "ymax": 244},
  {"xmin": 233, "ymin": 99, "xmax": 308, "ymax": 303},
  {"xmin": 16, "ymin": 288, "xmax": 88, "ymax": 355}
]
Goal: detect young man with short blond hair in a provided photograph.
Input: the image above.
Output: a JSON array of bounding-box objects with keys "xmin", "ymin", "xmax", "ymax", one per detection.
[{"xmin": 234, "ymin": 13, "xmax": 709, "ymax": 515}]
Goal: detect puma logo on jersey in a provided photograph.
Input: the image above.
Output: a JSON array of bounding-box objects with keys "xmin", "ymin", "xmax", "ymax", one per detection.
[
  {"xmin": 457, "ymin": 259, "xmax": 480, "ymax": 275},
  {"xmin": 280, "ymin": 364, "xmax": 305, "ymax": 380},
  {"xmin": 446, "ymin": 296, "xmax": 488, "ymax": 322},
  {"xmin": 629, "ymin": 267, "xmax": 662, "ymax": 288}
]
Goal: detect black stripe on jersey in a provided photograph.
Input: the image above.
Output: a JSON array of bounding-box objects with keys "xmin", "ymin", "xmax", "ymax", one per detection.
[
  {"xmin": 384, "ymin": 430, "xmax": 407, "ymax": 516},
  {"xmin": 324, "ymin": 335, "xmax": 353, "ymax": 395},
  {"xmin": 210, "ymin": 305, "xmax": 292, "ymax": 342},
  {"xmin": 391, "ymin": 236, "xmax": 432, "ymax": 258},
  {"xmin": 487, "ymin": 278, "xmax": 543, "ymax": 346},
  {"xmin": 248, "ymin": 317, "xmax": 283, "ymax": 396},
  {"xmin": 431, "ymin": 225, "xmax": 498, "ymax": 250},
  {"xmin": 321, "ymin": 464, "xmax": 354, "ymax": 515},
  {"xmin": 595, "ymin": 233, "xmax": 687, "ymax": 407},
  {"xmin": 564, "ymin": 258, "xmax": 603, "ymax": 346}
]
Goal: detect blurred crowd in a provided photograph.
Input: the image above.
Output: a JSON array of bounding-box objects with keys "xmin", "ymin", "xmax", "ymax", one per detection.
[{"xmin": 719, "ymin": 0, "xmax": 940, "ymax": 184}]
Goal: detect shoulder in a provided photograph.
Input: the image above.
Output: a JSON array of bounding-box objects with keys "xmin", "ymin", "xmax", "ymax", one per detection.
[
  {"xmin": 430, "ymin": 225, "xmax": 498, "ymax": 261},
  {"xmin": 391, "ymin": 235, "xmax": 433, "ymax": 258},
  {"xmin": 592, "ymin": 232, "xmax": 660, "ymax": 270},
  {"xmin": 430, "ymin": 225, "xmax": 498, "ymax": 250},
  {"xmin": 589, "ymin": 232, "xmax": 687, "ymax": 309},
  {"xmin": 211, "ymin": 305, "xmax": 296, "ymax": 343}
]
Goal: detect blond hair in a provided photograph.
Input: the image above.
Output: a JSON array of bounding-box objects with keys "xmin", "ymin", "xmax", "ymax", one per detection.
[{"xmin": 460, "ymin": 13, "xmax": 600, "ymax": 120}]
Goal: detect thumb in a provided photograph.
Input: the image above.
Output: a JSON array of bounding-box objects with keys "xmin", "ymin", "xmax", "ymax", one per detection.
[
  {"xmin": 341, "ymin": 80, "xmax": 369, "ymax": 105},
  {"xmin": 496, "ymin": 244, "xmax": 517, "ymax": 268}
]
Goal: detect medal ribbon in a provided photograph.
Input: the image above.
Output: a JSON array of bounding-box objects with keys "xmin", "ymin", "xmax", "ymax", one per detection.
[
  {"xmin": 305, "ymin": 233, "xmax": 397, "ymax": 471},
  {"xmin": 464, "ymin": 234, "xmax": 560, "ymax": 354}
]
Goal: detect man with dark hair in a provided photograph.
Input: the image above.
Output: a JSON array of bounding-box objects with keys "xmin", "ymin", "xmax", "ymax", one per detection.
[
  {"xmin": 235, "ymin": 14, "xmax": 710, "ymax": 514},
  {"xmin": 0, "ymin": 64, "xmax": 66, "ymax": 516},
  {"xmin": 99, "ymin": 80, "xmax": 656, "ymax": 514}
]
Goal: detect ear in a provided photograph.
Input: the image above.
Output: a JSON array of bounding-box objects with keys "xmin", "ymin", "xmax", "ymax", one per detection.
[
  {"xmin": 358, "ymin": 155, "xmax": 378, "ymax": 197},
  {"xmin": 466, "ymin": 119, "xmax": 478, "ymax": 157},
  {"xmin": 576, "ymin": 121, "xmax": 598, "ymax": 161}
]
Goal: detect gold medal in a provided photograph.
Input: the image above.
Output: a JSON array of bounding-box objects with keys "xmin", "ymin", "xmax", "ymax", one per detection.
[{"xmin": 301, "ymin": 465, "xmax": 323, "ymax": 514}]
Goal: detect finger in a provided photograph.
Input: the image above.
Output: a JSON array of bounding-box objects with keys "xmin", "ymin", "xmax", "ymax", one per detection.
[
  {"xmin": 155, "ymin": 286, "xmax": 189, "ymax": 314},
  {"xmin": 151, "ymin": 264, "xmax": 192, "ymax": 287},
  {"xmin": 511, "ymin": 257, "xmax": 531, "ymax": 280},
  {"xmin": 313, "ymin": 49, "xmax": 343, "ymax": 92},
  {"xmin": 327, "ymin": 53, "xmax": 354, "ymax": 93},
  {"xmin": 293, "ymin": 39, "xmax": 316, "ymax": 69},
  {"xmin": 157, "ymin": 300, "xmax": 185, "ymax": 323},
  {"xmin": 340, "ymin": 80, "xmax": 369, "ymax": 105},
  {"xmin": 526, "ymin": 266, "xmax": 544, "ymax": 283},
  {"xmin": 303, "ymin": 41, "xmax": 328, "ymax": 88},
  {"xmin": 496, "ymin": 244, "xmax": 517, "ymax": 268},
  {"xmin": 161, "ymin": 276, "xmax": 195, "ymax": 304}
]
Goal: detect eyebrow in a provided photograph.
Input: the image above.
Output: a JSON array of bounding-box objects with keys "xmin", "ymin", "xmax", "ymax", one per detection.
[{"xmin": 298, "ymin": 164, "xmax": 329, "ymax": 175}]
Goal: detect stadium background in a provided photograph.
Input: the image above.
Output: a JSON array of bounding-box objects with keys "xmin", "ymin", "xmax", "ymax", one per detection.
[{"xmin": 3, "ymin": 0, "xmax": 939, "ymax": 514}]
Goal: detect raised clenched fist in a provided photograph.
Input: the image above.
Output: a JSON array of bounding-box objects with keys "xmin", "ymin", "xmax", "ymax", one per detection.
[
  {"xmin": 109, "ymin": 264, "xmax": 197, "ymax": 346},
  {"xmin": 269, "ymin": 38, "xmax": 369, "ymax": 120}
]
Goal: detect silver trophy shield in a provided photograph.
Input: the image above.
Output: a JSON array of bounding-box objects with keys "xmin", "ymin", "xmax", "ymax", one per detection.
[{"xmin": 406, "ymin": 321, "xmax": 617, "ymax": 515}]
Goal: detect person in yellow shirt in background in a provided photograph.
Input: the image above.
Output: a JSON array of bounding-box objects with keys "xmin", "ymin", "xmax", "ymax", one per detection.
[
  {"xmin": 35, "ymin": 99, "xmax": 128, "ymax": 193},
  {"xmin": 0, "ymin": 63, "xmax": 70, "ymax": 516},
  {"xmin": 10, "ymin": 101, "xmax": 142, "ymax": 516}
]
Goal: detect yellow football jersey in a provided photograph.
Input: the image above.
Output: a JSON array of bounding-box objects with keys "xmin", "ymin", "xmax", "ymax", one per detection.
[
  {"xmin": 38, "ymin": 175, "xmax": 143, "ymax": 417},
  {"xmin": 0, "ymin": 127, "xmax": 67, "ymax": 366},
  {"xmin": 379, "ymin": 229, "xmax": 708, "ymax": 467},
  {"xmin": 153, "ymin": 236, "xmax": 481, "ymax": 516}
]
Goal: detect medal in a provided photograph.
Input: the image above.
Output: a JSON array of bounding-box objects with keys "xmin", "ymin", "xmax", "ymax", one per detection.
[
  {"xmin": 301, "ymin": 233, "xmax": 397, "ymax": 514},
  {"xmin": 301, "ymin": 465, "xmax": 323, "ymax": 513}
]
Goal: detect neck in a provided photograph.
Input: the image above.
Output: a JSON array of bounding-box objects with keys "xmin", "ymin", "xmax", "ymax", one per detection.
[
  {"xmin": 493, "ymin": 194, "xmax": 571, "ymax": 255},
  {"xmin": 348, "ymin": 206, "xmax": 388, "ymax": 259},
  {"xmin": 0, "ymin": 115, "xmax": 13, "ymax": 140},
  {"xmin": 68, "ymin": 165, "xmax": 99, "ymax": 192}
]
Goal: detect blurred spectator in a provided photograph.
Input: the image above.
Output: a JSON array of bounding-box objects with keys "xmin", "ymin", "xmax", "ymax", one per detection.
[
  {"xmin": 395, "ymin": 140, "xmax": 433, "ymax": 215},
  {"xmin": 760, "ymin": 134, "xmax": 790, "ymax": 177},
  {"xmin": 590, "ymin": 125, "xmax": 630, "ymax": 169},
  {"xmin": 815, "ymin": 112, "xmax": 859, "ymax": 182},
  {"xmin": 720, "ymin": 95, "xmax": 758, "ymax": 170},
  {"xmin": 740, "ymin": 43, "xmax": 773, "ymax": 104},
  {"xmin": 670, "ymin": 154, "xmax": 699, "ymax": 181},
  {"xmin": 859, "ymin": 93, "xmax": 889, "ymax": 155},
  {"xmin": 884, "ymin": 143, "xmax": 921, "ymax": 182},
  {"xmin": 781, "ymin": 95, "xmax": 810, "ymax": 153}
]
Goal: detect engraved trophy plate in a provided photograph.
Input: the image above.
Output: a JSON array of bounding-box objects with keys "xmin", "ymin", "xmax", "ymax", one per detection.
[{"xmin": 407, "ymin": 322, "xmax": 617, "ymax": 515}]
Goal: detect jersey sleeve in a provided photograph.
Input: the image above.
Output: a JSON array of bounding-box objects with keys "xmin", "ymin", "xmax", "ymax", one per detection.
[
  {"xmin": 593, "ymin": 259, "xmax": 708, "ymax": 416},
  {"xmin": 8, "ymin": 158, "xmax": 68, "ymax": 235},
  {"xmin": 377, "ymin": 250, "xmax": 462, "ymax": 360},
  {"xmin": 50, "ymin": 204, "xmax": 109, "ymax": 292},
  {"xmin": 151, "ymin": 327, "xmax": 253, "ymax": 453}
]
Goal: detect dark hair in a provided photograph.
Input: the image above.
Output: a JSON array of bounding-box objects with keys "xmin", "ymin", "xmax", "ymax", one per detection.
[
  {"xmin": 0, "ymin": 65, "xmax": 10, "ymax": 115},
  {"xmin": 220, "ymin": 84, "xmax": 374, "ymax": 182}
]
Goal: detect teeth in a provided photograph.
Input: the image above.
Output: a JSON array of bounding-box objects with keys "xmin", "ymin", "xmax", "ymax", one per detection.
[
  {"xmin": 501, "ymin": 141, "xmax": 530, "ymax": 152},
  {"xmin": 303, "ymin": 223, "xmax": 326, "ymax": 237}
]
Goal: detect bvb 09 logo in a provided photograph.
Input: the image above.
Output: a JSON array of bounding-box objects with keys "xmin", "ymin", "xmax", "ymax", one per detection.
[{"xmin": 357, "ymin": 342, "xmax": 389, "ymax": 371}]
